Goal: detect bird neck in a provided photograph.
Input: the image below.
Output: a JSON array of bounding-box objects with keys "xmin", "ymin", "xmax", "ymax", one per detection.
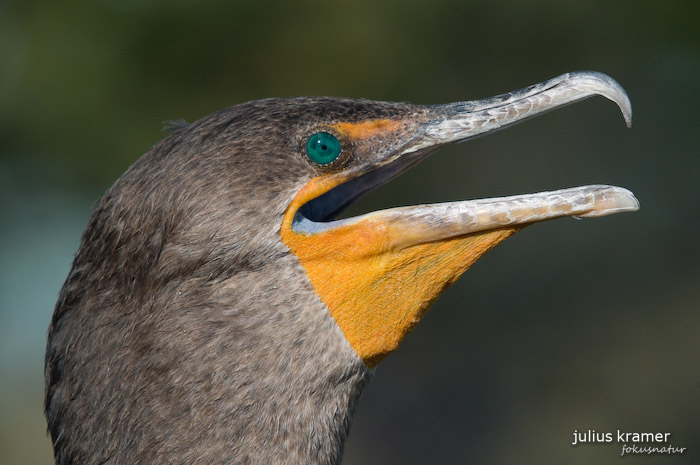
[{"xmin": 47, "ymin": 250, "xmax": 373, "ymax": 465}]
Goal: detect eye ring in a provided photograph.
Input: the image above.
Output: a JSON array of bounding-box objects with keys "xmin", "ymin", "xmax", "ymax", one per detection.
[{"xmin": 306, "ymin": 132, "xmax": 342, "ymax": 165}]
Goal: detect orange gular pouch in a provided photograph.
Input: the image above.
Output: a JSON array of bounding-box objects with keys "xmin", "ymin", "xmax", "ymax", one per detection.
[{"xmin": 281, "ymin": 190, "xmax": 520, "ymax": 367}]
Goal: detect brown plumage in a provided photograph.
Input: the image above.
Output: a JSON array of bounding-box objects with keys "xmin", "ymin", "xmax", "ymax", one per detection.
[{"xmin": 45, "ymin": 73, "xmax": 636, "ymax": 464}]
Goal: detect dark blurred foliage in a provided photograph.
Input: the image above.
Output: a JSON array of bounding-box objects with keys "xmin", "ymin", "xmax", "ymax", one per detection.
[{"xmin": 1, "ymin": 0, "xmax": 699, "ymax": 464}]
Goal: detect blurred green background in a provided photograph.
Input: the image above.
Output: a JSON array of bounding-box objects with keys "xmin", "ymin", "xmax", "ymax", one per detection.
[{"xmin": 1, "ymin": 0, "xmax": 698, "ymax": 464}]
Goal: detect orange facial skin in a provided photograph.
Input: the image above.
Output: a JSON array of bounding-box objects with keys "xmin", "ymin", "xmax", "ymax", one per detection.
[{"xmin": 331, "ymin": 119, "xmax": 404, "ymax": 140}]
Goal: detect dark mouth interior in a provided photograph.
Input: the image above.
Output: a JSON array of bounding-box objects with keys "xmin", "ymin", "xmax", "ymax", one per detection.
[{"xmin": 293, "ymin": 153, "xmax": 427, "ymax": 234}]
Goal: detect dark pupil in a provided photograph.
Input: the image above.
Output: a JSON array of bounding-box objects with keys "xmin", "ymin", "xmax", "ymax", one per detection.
[{"xmin": 321, "ymin": 144, "xmax": 328, "ymax": 150}]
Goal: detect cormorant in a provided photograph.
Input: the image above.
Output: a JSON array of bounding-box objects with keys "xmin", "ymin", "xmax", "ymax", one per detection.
[{"xmin": 45, "ymin": 71, "xmax": 637, "ymax": 465}]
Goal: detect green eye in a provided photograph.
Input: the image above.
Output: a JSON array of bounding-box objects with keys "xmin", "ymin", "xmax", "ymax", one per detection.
[{"xmin": 306, "ymin": 132, "xmax": 341, "ymax": 165}]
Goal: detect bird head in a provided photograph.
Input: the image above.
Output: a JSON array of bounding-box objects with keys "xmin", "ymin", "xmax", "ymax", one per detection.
[{"xmin": 67, "ymin": 72, "xmax": 636, "ymax": 366}]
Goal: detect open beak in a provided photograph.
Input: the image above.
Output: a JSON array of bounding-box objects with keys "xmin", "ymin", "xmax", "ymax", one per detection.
[
  {"xmin": 291, "ymin": 71, "xmax": 637, "ymax": 241},
  {"xmin": 281, "ymin": 71, "xmax": 638, "ymax": 366}
]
